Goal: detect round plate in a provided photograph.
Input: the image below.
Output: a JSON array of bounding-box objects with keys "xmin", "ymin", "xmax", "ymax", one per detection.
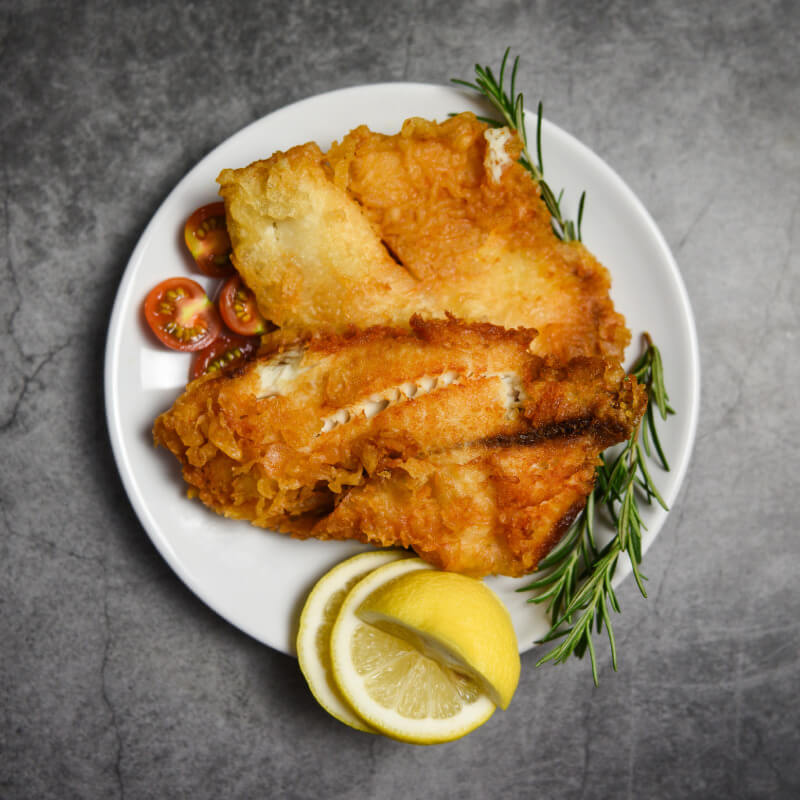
[{"xmin": 104, "ymin": 83, "xmax": 700, "ymax": 655}]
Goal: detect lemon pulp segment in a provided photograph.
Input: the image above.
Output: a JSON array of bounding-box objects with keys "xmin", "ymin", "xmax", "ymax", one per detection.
[{"xmin": 357, "ymin": 570, "xmax": 520, "ymax": 709}]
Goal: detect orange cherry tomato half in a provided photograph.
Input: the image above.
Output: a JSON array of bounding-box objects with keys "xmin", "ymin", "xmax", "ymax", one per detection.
[
  {"xmin": 184, "ymin": 202, "xmax": 235, "ymax": 278},
  {"xmin": 218, "ymin": 275, "xmax": 267, "ymax": 336},
  {"xmin": 144, "ymin": 277, "xmax": 222, "ymax": 352},
  {"xmin": 190, "ymin": 331, "xmax": 260, "ymax": 380}
]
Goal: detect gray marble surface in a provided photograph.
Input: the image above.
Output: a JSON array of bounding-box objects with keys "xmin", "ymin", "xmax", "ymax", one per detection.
[{"xmin": 2, "ymin": 1, "xmax": 798, "ymax": 797}]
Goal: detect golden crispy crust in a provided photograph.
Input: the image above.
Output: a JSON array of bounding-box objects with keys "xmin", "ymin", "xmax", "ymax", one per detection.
[
  {"xmin": 218, "ymin": 113, "xmax": 630, "ymax": 362},
  {"xmin": 154, "ymin": 317, "xmax": 645, "ymax": 576}
]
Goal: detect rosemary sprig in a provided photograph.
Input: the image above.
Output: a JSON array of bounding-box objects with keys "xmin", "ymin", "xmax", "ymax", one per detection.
[
  {"xmin": 523, "ymin": 337, "xmax": 673, "ymax": 684},
  {"xmin": 454, "ymin": 51, "xmax": 674, "ymax": 683},
  {"xmin": 452, "ymin": 48, "xmax": 585, "ymax": 242}
]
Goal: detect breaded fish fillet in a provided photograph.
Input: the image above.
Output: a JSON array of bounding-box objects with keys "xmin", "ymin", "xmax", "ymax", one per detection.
[
  {"xmin": 154, "ymin": 318, "xmax": 645, "ymax": 576},
  {"xmin": 217, "ymin": 113, "xmax": 630, "ymax": 362},
  {"xmin": 309, "ymin": 438, "xmax": 612, "ymax": 577}
]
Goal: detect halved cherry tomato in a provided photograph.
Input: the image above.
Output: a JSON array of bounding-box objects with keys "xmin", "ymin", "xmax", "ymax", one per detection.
[
  {"xmin": 218, "ymin": 275, "xmax": 267, "ymax": 336},
  {"xmin": 184, "ymin": 202, "xmax": 235, "ymax": 278},
  {"xmin": 190, "ymin": 331, "xmax": 260, "ymax": 380},
  {"xmin": 144, "ymin": 277, "xmax": 222, "ymax": 352}
]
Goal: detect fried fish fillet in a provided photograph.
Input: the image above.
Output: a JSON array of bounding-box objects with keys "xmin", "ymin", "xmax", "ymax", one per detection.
[
  {"xmin": 309, "ymin": 439, "xmax": 611, "ymax": 577},
  {"xmin": 217, "ymin": 113, "xmax": 630, "ymax": 362},
  {"xmin": 154, "ymin": 318, "xmax": 645, "ymax": 576}
]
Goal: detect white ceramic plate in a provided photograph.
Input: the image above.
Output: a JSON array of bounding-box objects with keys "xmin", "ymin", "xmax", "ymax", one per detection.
[{"xmin": 104, "ymin": 83, "xmax": 700, "ymax": 656}]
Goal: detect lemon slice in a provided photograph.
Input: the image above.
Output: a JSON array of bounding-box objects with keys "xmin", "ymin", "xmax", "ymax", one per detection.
[
  {"xmin": 358, "ymin": 569, "xmax": 520, "ymax": 709},
  {"xmin": 330, "ymin": 558, "xmax": 497, "ymax": 744},
  {"xmin": 296, "ymin": 549, "xmax": 410, "ymax": 732}
]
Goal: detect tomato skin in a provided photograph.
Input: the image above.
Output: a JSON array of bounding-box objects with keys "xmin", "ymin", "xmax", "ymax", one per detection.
[
  {"xmin": 184, "ymin": 202, "xmax": 235, "ymax": 278},
  {"xmin": 144, "ymin": 278, "xmax": 222, "ymax": 352},
  {"xmin": 218, "ymin": 275, "xmax": 267, "ymax": 336},
  {"xmin": 190, "ymin": 332, "xmax": 260, "ymax": 380}
]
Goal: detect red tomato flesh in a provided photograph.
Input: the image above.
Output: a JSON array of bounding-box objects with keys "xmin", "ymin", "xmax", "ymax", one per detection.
[
  {"xmin": 184, "ymin": 202, "xmax": 235, "ymax": 278},
  {"xmin": 190, "ymin": 332, "xmax": 260, "ymax": 380},
  {"xmin": 144, "ymin": 278, "xmax": 221, "ymax": 351},
  {"xmin": 218, "ymin": 275, "xmax": 267, "ymax": 336}
]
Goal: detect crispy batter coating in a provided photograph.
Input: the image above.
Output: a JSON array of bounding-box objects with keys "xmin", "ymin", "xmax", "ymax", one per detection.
[
  {"xmin": 217, "ymin": 113, "xmax": 630, "ymax": 362},
  {"xmin": 154, "ymin": 318, "xmax": 645, "ymax": 576}
]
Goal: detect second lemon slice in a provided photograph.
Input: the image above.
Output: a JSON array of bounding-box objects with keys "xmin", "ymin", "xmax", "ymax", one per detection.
[{"xmin": 330, "ymin": 558, "xmax": 498, "ymax": 744}]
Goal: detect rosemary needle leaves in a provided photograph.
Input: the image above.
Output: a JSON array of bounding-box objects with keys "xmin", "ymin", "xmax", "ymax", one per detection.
[
  {"xmin": 452, "ymin": 48, "xmax": 585, "ymax": 242},
  {"xmin": 453, "ymin": 51, "xmax": 674, "ymax": 683}
]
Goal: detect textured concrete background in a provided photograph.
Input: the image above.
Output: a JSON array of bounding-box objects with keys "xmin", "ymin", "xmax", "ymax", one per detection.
[{"xmin": 2, "ymin": 1, "xmax": 798, "ymax": 797}]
